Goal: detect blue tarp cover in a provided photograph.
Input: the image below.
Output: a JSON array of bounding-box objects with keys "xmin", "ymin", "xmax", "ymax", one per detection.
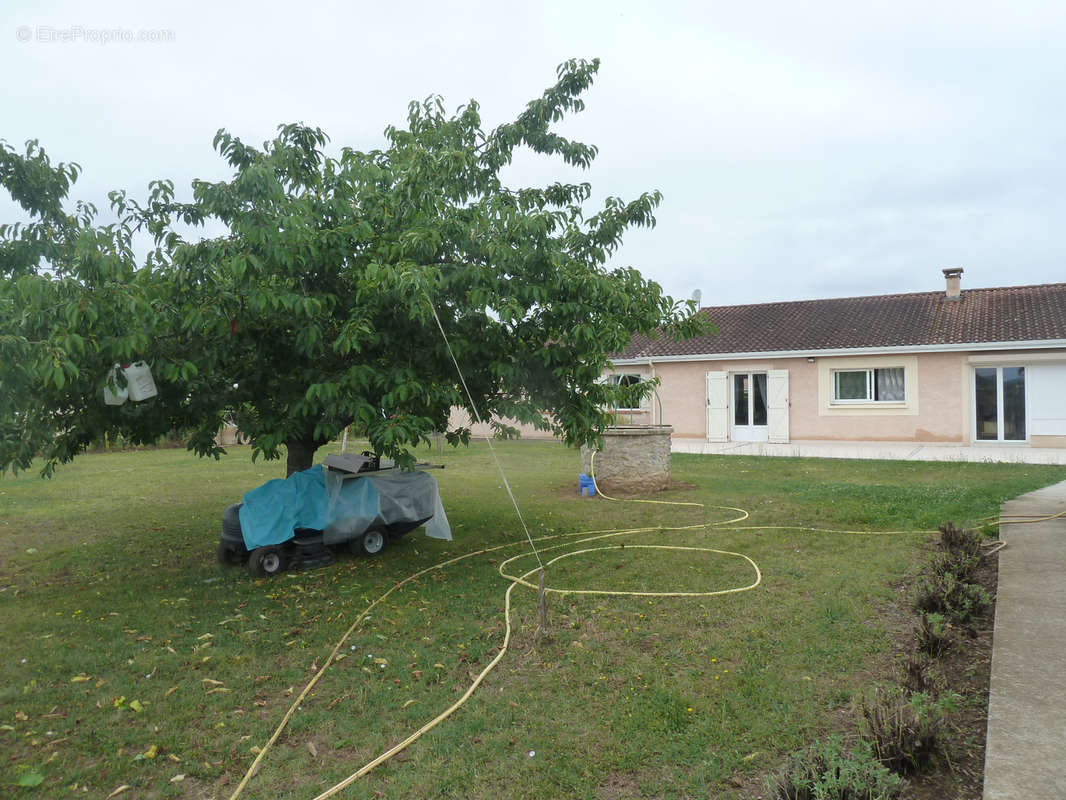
[{"xmin": 237, "ymin": 465, "xmax": 449, "ymax": 550}]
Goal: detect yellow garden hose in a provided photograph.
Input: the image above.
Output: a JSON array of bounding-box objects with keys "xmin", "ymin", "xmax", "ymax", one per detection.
[
  {"xmin": 972, "ymin": 508, "xmax": 1065, "ymax": 555},
  {"xmin": 226, "ymin": 542, "xmax": 519, "ymax": 800},
  {"xmin": 981, "ymin": 509, "xmax": 1066, "ymax": 525},
  {"xmin": 230, "ymin": 450, "xmax": 994, "ymax": 799},
  {"xmin": 233, "ymin": 285, "xmax": 1049, "ymax": 798},
  {"xmin": 298, "ymin": 458, "xmax": 764, "ymax": 800}
]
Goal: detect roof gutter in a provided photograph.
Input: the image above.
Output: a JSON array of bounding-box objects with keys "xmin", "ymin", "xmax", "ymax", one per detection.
[{"xmin": 609, "ymin": 338, "xmax": 1066, "ymax": 366}]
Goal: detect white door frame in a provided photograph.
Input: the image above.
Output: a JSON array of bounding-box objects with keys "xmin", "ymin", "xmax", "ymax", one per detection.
[
  {"xmin": 970, "ymin": 365, "xmax": 1030, "ymax": 443},
  {"xmin": 707, "ymin": 369, "xmax": 789, "ymax": 443},
  {"xmin": 731, "ymin": 371, "xmax": 769, "ymax": 442}
]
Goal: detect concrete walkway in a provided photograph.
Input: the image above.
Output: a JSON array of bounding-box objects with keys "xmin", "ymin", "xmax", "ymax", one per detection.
[
  {"xmin": 983, "ymin": 478, "xmax": 1066, "ymax": 800},
  {"xmin": 671, "ymin": 438, "xmax": 1066, "ymax": 465}
]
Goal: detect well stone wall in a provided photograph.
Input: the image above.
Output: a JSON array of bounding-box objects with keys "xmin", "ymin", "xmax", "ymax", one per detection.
[{"xmin": 581, "ymin": 425, "xmax": 673, "ymax": 494}]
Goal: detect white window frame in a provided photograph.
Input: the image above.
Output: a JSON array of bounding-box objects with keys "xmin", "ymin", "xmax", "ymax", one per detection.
[
  {"xmin": 603, "ymin": 373, "xmax": 650, "ymax": 412},
  {"xmin": 830, "ymin": 367, "xmax": 906, "ymax": 405},
  {"xmin": 971, "ymin": 365, "xmax": 1029, "ymax": 444}
]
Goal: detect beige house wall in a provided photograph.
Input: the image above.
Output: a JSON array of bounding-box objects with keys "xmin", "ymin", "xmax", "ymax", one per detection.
[
  {"xmin": 803, "ymin": 351, "xmax": 967, "ymax": 442},
  {"xmin": 447, "ymin": 408, "xmax": 555, "ymax": 440},
  {"xmin": 447, "ymin": 348, "xmax": 1065, "ymax": 448},
  {"xmin": 635, "ymin": 351, "xmax": 971, "ymax": 443}
]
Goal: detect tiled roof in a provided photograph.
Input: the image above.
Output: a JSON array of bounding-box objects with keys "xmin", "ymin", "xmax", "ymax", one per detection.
[{"xmin": 614, "ymin": 283, "xmax": 1066, "ymax": 359}]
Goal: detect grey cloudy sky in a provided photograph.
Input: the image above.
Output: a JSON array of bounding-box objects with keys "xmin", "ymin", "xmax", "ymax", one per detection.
[{"xmin": 4, "ymin": 0, "xmax": 1064, "ymax": 306}]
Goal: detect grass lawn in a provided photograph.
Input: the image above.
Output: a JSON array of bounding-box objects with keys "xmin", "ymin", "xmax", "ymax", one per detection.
[{"xmin": 2, "ymin": 441, "xmax": 1064, "ymax": 799}]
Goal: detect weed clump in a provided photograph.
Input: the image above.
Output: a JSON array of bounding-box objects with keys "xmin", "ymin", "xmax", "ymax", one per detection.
[
  {"xmin": 913, "ymin": 574, "xmax": 991, "ymax": 624},
  {"xmin": 938, "ymin": 522, "xmax": 984, "ymax": 557},
  {"xmin": 933, "ymin": 522, "xmax": 985, "ymax": 580},
  {"xmin": 768, "ymin": 736, "xmax": 902, "ymax": 800},
  {"xmin": 899, "ymin": 652, "xmax": 942, "ymax": 695},
  {"xmin": 857, "ymin": 688, "xmax": 955, "ymax": 775},
  {"xmin": 915, "ymin": 612, "xmax": 953, "ymax": 656}
]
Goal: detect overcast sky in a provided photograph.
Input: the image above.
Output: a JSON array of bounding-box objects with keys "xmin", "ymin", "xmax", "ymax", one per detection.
[{"xmin": 4, "ymin": 0, "xmax": 1064, "ymax": 306}]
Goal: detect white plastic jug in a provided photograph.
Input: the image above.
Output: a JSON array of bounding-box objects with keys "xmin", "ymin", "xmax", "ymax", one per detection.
[
  {"xmin": 103, "ymin": 366, "xmax": 128, "ymax": 406},
  {"xmin": 123, "ymin": 361, "xmax": 158, "ymax": 401}
]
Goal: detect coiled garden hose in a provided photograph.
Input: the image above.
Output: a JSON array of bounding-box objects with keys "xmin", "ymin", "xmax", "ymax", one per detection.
[{"xmin": 230, "ymin": 450, "xmax": 1007, "ymax": 800}]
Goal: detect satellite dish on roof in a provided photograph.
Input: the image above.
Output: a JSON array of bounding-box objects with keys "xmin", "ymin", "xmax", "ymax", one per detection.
[{"xmin": 691, "ymin": 289, "xmax": 702, "ymax": 306}]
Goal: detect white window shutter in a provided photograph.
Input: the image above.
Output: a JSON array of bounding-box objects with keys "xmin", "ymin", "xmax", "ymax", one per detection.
[
  {"xmin": 705, "ymin": 371, "xmax": 729, "ymax": 442},
  {"xmin": 767, "ymin": 369, "xmax": 790, "ymax": 443}
]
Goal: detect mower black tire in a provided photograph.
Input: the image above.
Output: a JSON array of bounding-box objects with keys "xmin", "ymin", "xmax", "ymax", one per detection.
[
  {"xmin": 247, "ymin": 546, "xmax": 285, "ymax": 577},
  {"xmin": 217, "ymin": 542, "xmax": 244, "ymax": 566}
]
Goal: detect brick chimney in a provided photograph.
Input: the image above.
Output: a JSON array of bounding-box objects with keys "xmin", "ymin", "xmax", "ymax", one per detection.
[{"xmin": 942, "ymin": 268, "xmax": 963, "ymax": 300}]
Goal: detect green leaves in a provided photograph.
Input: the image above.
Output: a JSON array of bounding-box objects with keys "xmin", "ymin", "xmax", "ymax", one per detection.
[
  {"xmin": 2, "ymin": 61, "xmax": 710, "ymax": 478},
  {"xmin": 16, "ymin": 771, "xmax": 45, "ymax": 787}
]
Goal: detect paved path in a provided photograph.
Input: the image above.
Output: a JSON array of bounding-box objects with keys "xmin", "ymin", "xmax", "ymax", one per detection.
[
  {"xmin": 671, "ymin": 438, "xmax": 1066, "ymax": 465},
  {"xmin": 983, "ymin": 479, "xmax": 1066, "ymax": 800}
]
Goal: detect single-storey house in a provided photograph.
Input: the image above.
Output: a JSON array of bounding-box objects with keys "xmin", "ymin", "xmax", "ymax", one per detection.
[{"xmin": 608, "ymin": 270, "xmax": 1066, "ymax": 451}]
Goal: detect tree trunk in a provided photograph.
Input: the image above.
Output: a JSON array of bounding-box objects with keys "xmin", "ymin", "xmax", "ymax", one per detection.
[{"xmin": 285, "ymin": 439, "xmax": 318, "ymax": 477}]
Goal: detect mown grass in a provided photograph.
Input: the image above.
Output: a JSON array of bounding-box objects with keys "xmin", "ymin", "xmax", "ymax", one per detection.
[{"xmin": 1, "ymin": 442, "xmax": 1063, "ymax": 799}]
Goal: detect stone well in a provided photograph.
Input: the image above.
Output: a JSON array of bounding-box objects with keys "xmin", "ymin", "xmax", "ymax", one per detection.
[{"xmin": 580, "ymin": 425, "xmax": 673, "ymax": 494}]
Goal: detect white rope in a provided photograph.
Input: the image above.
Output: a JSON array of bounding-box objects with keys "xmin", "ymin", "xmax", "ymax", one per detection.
[{"xmin": 423, "ymin": 288, "xmax": 543, "ymax": 570}]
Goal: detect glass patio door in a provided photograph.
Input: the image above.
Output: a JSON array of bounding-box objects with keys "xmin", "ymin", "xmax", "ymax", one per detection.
[
  {"xmin": 974, "ymin": 366, "xmax": 1027, "ymax": 442},
  {"xmin": 732, "ymin": 372, "xmax": 768, "ymax": 442}
]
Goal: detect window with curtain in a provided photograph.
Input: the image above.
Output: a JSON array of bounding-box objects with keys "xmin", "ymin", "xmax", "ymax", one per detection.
[
  {"xmin": 604, "ymin": 373, "xmax": 650, "ymax": 411},
  {"xmin": 832, "ymin": 368, "xmax": 905, "ymax": 402}
]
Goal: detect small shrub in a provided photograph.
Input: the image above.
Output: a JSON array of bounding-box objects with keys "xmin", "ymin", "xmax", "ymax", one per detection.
[
  {"xmin": 900, "ymin": 653, "xmax": 942, "ymax": 695},
  {"xmin": 914, "ymin": 574, "xmax": 952, "ymax": 615},
  {"xmin": 930, "ymin": 550, "xmax": 980, "ymax": 582},
  {"xmin": 948, "ymin": 582, "xmax": 991, "ymax": 623},
  {"xmin": 858, "ymin": 687, "xmax": 949, "ymax": 775},
  {"xmin": 938, "ymin": 522, "xmax": 984, "ymax": 560},
  {"xmin": 768, "ymin": 736, "xmax": 903, "ymax": 800},
  {"xmin": 915, "ymin": 612, "xmax": 953, "ymax": 657},
  {"xmin": 913, "ymin": 574, "xmax": 991, "ymax": 624},
  {"xmin": 938, "ymin": 521, "xmax": 965, "ymax": 548}
]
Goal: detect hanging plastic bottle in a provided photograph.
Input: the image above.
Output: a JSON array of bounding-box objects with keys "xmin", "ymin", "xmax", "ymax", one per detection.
[
  {"xmin": 123, "ymin": 361, "xmax": 158, "ymax": 401},
  {"xmin": 103, "ymin": 365, "xmax": 128, "ymax": 406}
]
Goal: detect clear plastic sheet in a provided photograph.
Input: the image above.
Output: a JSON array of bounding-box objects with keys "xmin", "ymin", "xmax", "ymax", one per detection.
[
  {"xmin": 322, "ymin": 468, "xmax": 451, "ymax": 544},
  {"xmin": 239, "ymin": 465, "xmax": 451, "ymax": 549}
]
